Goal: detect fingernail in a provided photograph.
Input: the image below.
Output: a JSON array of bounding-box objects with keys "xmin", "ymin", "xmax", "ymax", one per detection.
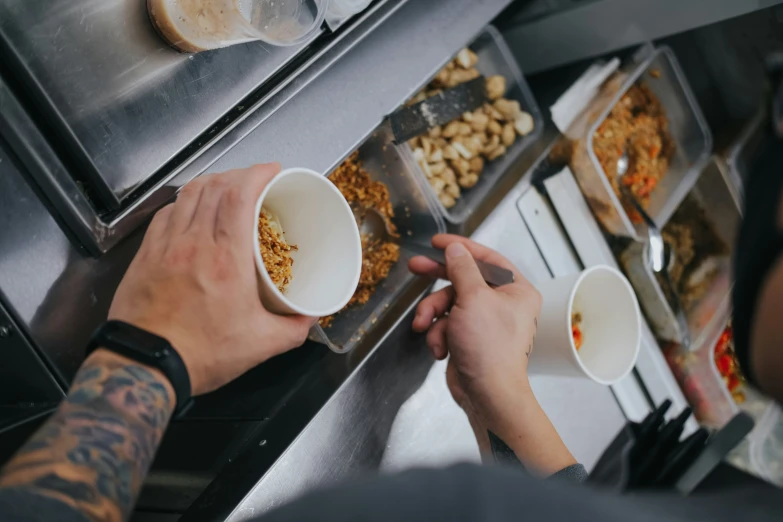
[{"xmin": 445, "ymin": 242, "xmax": 468, "ymax": 260}]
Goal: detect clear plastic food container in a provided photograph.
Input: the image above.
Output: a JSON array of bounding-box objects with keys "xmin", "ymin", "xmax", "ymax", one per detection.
[
  {"xmin": 406, "ymin": 26, "xmax": 543, "ymax": 225},
  {"xmin": 148, "ymin": 0, "xmax": 327, "ymax": 52},
  {"xmin": 726, "ymin": 110, "xmax": 766, "ymax": 201},
  {"xmin": 568, "ymin": 46, "xmax": 712, "ymax": 240},
  {"xmin": 749, "ymin": 403, "xmax": 783, "ymax": 486},
  {"xmin": 671, "ymin": 308, "xmax": 783, "ymax": 485},
  {"xmin": 665, "ymin": 300, "xmax": 737, "ymax": 429},
  {"xmin": 620, "ymin": 158, "xmax": 740, "ymax": 346},
  {"xmin": 310, "ymin": 123, "xmax": 446, "ymax": 354}
]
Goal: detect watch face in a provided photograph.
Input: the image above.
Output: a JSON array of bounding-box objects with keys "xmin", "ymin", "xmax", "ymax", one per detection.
[{"xmin": 103, "ymin": 321, "xmax": 169, "ymax": 359}]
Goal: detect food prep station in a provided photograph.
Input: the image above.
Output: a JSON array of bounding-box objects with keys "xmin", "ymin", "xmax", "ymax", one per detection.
[{"xmin": 1, "ymin": 1, "xmax": 783, "ymax": 520}]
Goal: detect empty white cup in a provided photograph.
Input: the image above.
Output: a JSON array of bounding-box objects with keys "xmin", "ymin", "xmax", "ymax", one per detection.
[
  {"xmin": 253, "ymin": 168, "xmax": 362, "ymax": 317},
  {"xmin": 530, "ymin": 265, "xmax": 641, "ymax": 385}
]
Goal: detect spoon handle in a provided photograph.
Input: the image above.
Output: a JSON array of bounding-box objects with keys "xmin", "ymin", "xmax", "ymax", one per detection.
[{"xmin": 405, "ymin": 243, "xmax": 515, "ymax": 287}]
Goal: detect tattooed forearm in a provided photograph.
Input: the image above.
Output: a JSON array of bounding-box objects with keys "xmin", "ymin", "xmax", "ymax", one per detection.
[{"xmin": 0, "ymin": 350, "xmax": 175, "ymax": 522}]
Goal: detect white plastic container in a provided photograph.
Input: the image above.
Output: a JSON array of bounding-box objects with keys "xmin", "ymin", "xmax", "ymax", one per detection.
[
  {"xmin": 253, "ymin": 168, "xmax": 362, "ymax": 317},
  {"xmin": 531, "ymin": 265, "xmax": 641, "ymax": 385}
]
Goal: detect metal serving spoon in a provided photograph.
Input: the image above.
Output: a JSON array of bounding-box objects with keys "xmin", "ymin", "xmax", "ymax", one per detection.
[
  {"xmin": 358, "ymin": 208, "xmax": 515, "ymax": 287},
  {"xmin": 617, "ymin": 152, "xmax": 690, "ymax": 348}
]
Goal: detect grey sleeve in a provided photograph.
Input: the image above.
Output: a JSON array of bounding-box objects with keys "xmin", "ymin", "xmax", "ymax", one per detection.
[
  {"xmin": 0, "ymin": 488, "xmax": 90, "ymax": 522},
  {"xmin": 550, "ymin": 463, "xmax": 588, "ymax": 483}
]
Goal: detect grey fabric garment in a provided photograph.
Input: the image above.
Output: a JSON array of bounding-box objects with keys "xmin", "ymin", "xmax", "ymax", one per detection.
[
  {"xmin": 0, "ymin": 488, "xmax": 90, "ymax": 522},
  {"xmin": 551, "ymin": 463, "xmax": 588, "ymax": 482},
  {"xmin": 254, "ymin": 464, "xmax": 783, "ymax": 522}
]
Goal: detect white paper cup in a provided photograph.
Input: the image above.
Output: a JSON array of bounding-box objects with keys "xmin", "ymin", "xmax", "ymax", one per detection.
[
  {"xmin": 253, "ymin": 168, "xmax": 362, "ymax": 317},
  {"xmin": 530, "ymin": 265, "xmax": 641, "ymax": 385}
]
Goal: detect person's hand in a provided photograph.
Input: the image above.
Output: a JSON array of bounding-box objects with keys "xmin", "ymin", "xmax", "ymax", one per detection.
[
  {"xmin": 108, "ymin": 164, "xmax": 315, "ymax": 396},
  {"xmin": 409, "ymin": 235, "xmax": 541, "ymax": 441}
]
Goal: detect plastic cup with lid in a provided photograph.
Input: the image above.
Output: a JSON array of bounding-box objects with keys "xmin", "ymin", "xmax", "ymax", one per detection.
[{"xmin": 148, "ymin": 0, "xmax": 328, "ymax": 52}]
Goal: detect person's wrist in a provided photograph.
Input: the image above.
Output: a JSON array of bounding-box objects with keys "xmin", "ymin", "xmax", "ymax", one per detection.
[
  {"xmin": 478, "ymin": 378, "xmax": 536, "ymax": 441},
  {"xmin": 85, "ymin": 348, "xmax": 177, "ymax": 412}
]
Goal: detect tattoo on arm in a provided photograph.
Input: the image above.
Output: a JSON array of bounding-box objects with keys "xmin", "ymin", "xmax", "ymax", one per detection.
[
  {"xmin": 527, "ymin": 317, "xmax": 537, "ymax": 359},
  {"xmin": 0, "ymin": 351, "xmax": 174, "ymax": 522}
]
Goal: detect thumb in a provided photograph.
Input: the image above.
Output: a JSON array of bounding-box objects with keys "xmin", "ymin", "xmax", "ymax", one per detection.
[
  {"xmin": 265, "ymin": 315, "xmax": 316, "ymax": 355},
  {"xmin": 445, "ymin": 242, "xmax": 486, "ymax": 295}
]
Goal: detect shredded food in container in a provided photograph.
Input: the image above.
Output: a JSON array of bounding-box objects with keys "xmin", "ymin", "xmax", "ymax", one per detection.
[
  {"xmin": 592, "ymin": 84, "xmax": 675, "ymax": 223},
  {"xmin": 320, "ymin": 152, "xmax": 401, "ymax": 328},
  {"xmin": 258, "ymin": 209, "xmax": 297, "ymax": 294}
]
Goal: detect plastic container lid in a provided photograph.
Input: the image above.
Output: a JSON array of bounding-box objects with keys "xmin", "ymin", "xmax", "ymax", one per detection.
[
  {"xmin": 237, "ymin": 0, "xmax": 328, "ymax": 46},
  {"xmin": 327, "ymin": 0, "xmax": 372, "ymax": 18}
]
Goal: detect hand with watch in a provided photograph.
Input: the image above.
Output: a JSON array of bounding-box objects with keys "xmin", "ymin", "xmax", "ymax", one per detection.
[{"xmin": 0, "ymin": 164, "xmax": 316, "ymax": 522}]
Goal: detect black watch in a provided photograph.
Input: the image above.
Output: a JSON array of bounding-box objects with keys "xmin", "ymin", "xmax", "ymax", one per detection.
[{"xmin": 86, "ymin": 320, "xmax": 193, "ymax": 418}]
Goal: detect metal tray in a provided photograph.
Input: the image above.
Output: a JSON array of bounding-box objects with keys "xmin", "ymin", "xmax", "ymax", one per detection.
[
  {"xmin": 569, "ymin": 46, "xmax": 712, "ymax": 241},
  {"xmin": 405, "ymin": 25, "xmax": 543, "ymax": 225},
  {"xmin": 310, "ymin": 123, "xmax": 446, "ymax": 354},
  {"xmin": 620, "ymin": 157, "xmax": 741, "ymax": 346}
]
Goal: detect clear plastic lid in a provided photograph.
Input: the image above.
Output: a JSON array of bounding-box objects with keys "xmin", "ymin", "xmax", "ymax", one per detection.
[
  {"xmin": 237, "ymin": 0, "xmax": 328, "ymax": 46},
  {"xmin": 148, "ymin": 0, "xmax": 327, "ymax": 51}
]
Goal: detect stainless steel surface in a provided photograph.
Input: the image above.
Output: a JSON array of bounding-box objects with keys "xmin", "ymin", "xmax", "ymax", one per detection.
[
  {"xmin": 0, "ymin": 0, "xmax": 319, "ymax": 201},
  {"xmin": 503, "ymin": 0, "xmax": 783, "ymax": 74},
  {"xmin": 0, "ymin": 0, "xmax": 407, "ymax": 253},
  {"xmin": 0, "ymin": 294, "xmax": 62, "ymax": 430},
  {"xmin": 220, "ymin": 139, "xmax": 628, "ymax": 522},
  {"xmin": 0, "ymin": 0, "xmax": 464, "ymax": 382},
  {"xmin": 404, "ymin": 243, "xmax": 516, "ymax": 288}
]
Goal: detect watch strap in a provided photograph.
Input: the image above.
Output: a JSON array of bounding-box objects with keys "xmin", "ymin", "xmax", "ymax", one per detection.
[{"xmin": 86, "ymin": 320, "xmax": 193, "ymax": 418}]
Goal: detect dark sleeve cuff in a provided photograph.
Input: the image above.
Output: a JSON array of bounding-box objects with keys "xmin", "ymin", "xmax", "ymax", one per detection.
[
  {"xmin": 550, "ymin": 464, "xmax": 588, "ymax": 483},
  {"xmin": 0, "ymin": 488, "xmax": 90, "ymax": 522}
]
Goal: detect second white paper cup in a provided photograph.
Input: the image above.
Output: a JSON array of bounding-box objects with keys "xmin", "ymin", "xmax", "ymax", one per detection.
[
  {"xmin": 253, "ymin": 168, "xmax": 362, "ymax": 317},
  {"xmin": 530, "ymin": 265, "xmax": 641, "ymax": 385}
]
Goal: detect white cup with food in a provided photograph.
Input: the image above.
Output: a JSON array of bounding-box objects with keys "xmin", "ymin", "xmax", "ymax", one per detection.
[
  {"xmin": 254, "ymin": 168, "xmax": 362, "ymax": 317},
  {"xmin": 530, "ymin": 265, "xmax": 641, "ymax": 385}
]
